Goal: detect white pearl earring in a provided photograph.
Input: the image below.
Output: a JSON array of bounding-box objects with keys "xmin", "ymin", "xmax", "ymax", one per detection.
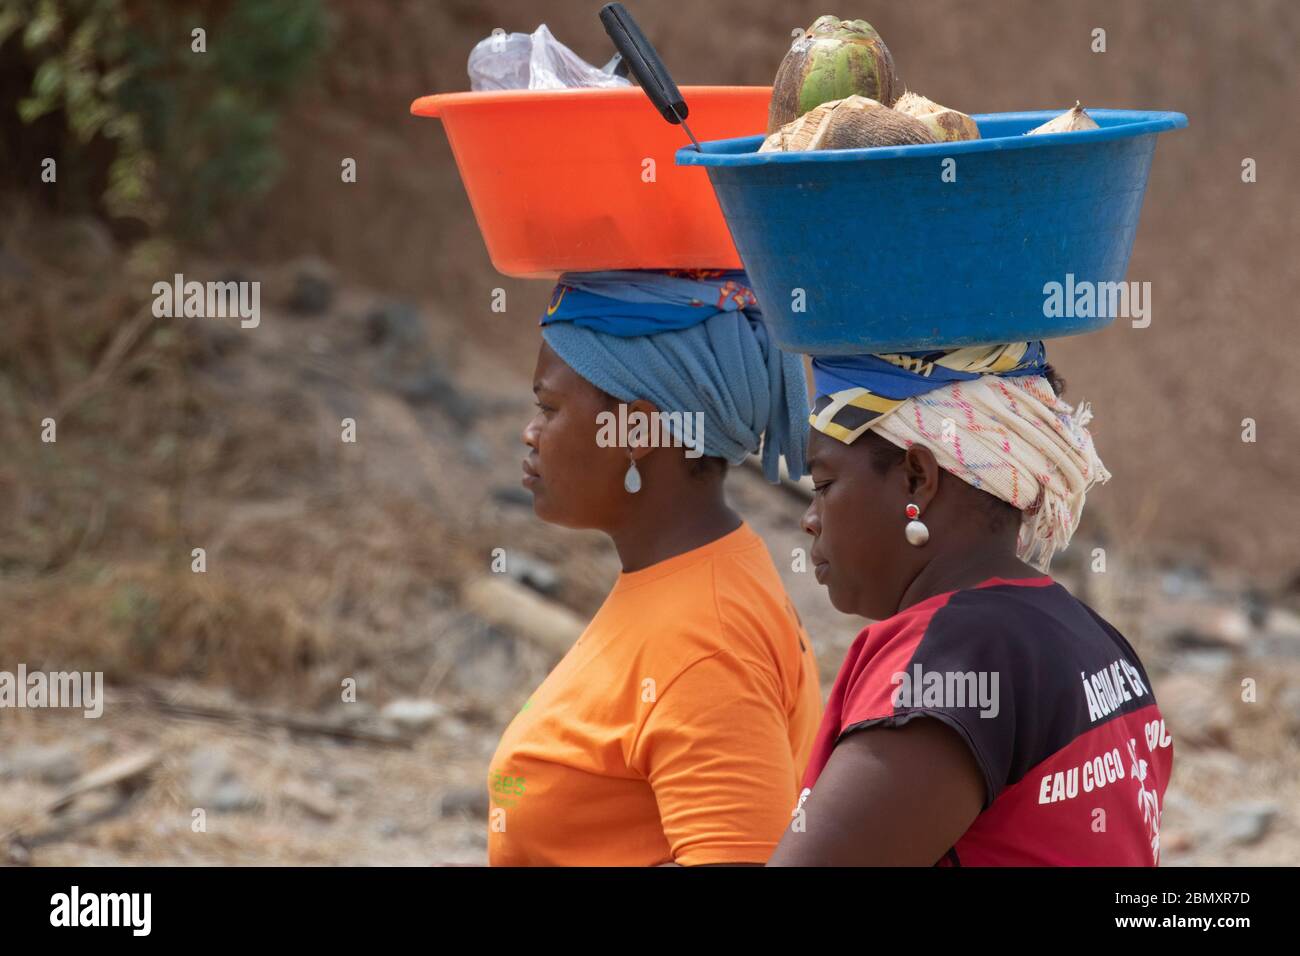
[
  {"xmin": 904, "ymin": 502, "xmax": 929, "ymax": 547},
  {"xmin": 624, "ymin": 459, "xmax": 642, "ymax": 494}
]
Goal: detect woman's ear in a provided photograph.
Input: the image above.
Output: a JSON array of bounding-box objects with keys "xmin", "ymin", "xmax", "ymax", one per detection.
[
  {"xmin": 902, "ymin": 444, "xmax": 941, "ymax": 508},
  {"xmin": 625, "ymin": 397, "xmax": 660, "ymax": 463}
]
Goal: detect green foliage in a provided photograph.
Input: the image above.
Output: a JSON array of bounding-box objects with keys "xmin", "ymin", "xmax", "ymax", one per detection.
[{"xmin": 0, "ymin": 0, "xmax": 328, "ymax": 237}]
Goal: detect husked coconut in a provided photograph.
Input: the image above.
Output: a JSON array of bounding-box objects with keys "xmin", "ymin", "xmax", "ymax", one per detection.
[
  {"xmin": 1027, "ymin": 101, "xmax": 1100, "ymax": 135},
  {"xmin": 759, "ymin": 95, "xmax": 936, "ymax": 153},
  {"xmin": 892, "ymin": 91, "xmax": 981, "ymax": 142}
]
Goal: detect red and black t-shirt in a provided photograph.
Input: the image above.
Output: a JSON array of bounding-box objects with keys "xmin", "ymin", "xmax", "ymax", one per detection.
[{"xmin": 800, "ymin": 576, "xmax": 1174, "ymax": 866}]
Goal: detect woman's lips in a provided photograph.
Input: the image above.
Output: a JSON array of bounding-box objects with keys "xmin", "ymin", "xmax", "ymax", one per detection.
[
  {"xmin": 813, "ymin": 561, "xmax": 830, "ymax": 583},
  {"xmin": 522, "ymin": 459, "xmax": 540, "ymax": 489}
]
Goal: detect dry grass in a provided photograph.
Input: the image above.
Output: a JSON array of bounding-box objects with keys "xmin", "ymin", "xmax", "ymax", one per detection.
[{"xmin": 0, "ymin": 199, "xmax": 494, "ymax": 708}]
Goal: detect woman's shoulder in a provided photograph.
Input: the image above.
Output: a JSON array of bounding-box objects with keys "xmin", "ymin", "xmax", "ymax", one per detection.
[
  {"xmin": 929, "ymin": 578, "xmax": 1129, "ymax": 655},
  {"xmin": 708, "ymin": 528, "xmax": 810, "ymax": 655},
  {"xmin": 615, "ymin": 524, "xmax": 805, "ymax": 672},
  {"xmin": 852, "ymin": 577, "xmax": 1139, "ymax": 682}
]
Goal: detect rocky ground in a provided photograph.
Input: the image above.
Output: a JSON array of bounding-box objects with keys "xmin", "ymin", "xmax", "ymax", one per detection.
[{"xmin": 1, "ymin": 243, "xmax": 1296, "ymax": 866}]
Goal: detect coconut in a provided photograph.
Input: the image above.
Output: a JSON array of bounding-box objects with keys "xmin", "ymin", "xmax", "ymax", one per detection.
[
  {"xmin": 892, "ymin": 91, "xmax": 981, "ymax": 142},
  {"xmin": 768, "ymin": 15, "xmax": 900, "ymax": 133},
  {"xmin": 759, "ymin": 95, "xmax": 936, "ymax": 153},
  {"xmin": 1026, "ymin": 101, "xmax": 1100, "ymax": 135}
]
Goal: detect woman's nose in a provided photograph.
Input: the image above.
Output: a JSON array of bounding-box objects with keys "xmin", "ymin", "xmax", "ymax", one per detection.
[
  {"xmin": 521, "ymin": 415, "xmax": 540, "ymax": 450},
  {"xmin": 800, "ymin": 500, "xmax": 820, "ymax": 537}
]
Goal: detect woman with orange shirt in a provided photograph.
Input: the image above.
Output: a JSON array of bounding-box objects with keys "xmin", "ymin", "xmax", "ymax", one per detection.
[{"xmin": 487, "ymin": 269, "xmax": 821, "ymax": 866}]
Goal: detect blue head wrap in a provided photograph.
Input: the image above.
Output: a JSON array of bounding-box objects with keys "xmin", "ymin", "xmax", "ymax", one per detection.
[{"xmin": 539, "ymin": 269, "xmax": 809, "ymax": 482}]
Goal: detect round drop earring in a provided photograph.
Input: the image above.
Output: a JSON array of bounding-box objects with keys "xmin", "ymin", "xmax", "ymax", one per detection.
[{"xmin": 904, "ymin": 503, "xmax": 929, "ymax": 546}]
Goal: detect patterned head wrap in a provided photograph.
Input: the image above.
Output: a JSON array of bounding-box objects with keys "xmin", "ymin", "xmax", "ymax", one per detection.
[{"xmin": 810, "ymin": 343, "xmax": 1110, "ymax": 571}]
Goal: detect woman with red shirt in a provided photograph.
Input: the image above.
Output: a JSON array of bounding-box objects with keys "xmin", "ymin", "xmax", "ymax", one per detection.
[{"xmin": 769, "ymin": 344, "xmax": 1173, "ymax": 866}]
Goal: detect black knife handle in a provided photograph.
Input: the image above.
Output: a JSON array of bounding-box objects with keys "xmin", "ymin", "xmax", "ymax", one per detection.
[{"xmin": 599, "ymin": 3, "xmax": 689, "ymax": 124}]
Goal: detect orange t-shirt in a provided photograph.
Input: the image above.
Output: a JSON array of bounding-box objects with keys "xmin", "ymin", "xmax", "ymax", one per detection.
[{"xmin": 487, "ymin": 521, "xmax": 822, "ymax": 866}]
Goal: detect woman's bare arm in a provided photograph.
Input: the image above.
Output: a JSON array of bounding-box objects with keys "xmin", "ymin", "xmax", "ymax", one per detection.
[{"xmin": 767, "ymin": 716, "xmax": 985, "ymax": 866}]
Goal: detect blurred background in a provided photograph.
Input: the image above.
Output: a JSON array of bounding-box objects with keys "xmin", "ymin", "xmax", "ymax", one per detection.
[{"xmin": 0, "ymin": 0, "xmax": 1296, "ymax": 865}]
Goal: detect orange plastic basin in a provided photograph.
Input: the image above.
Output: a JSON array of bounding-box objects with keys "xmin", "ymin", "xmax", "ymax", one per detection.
[{"xmin": 411, "ymin": 86, "xmax": 771, "ymax": 278}]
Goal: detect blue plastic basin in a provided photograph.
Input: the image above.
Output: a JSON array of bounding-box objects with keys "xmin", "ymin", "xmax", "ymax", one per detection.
[{"xmin": 676, "ymin": 109, "xmax": 1187, "ymax": 354}]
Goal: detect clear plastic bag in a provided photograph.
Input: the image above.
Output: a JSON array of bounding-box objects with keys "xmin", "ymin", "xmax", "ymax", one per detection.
[{"xmin": 468, "ymin": 24, "xmax": 631, "ymax": 91}]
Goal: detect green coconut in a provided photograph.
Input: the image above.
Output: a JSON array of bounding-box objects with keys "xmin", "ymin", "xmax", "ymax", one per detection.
[{"xmin": 768, "ymin": 15, "xmax": 901, "ymax": 133}]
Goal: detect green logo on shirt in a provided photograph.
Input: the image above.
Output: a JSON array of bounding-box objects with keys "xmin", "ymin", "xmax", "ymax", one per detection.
[{"xmin": 489, "ymin": 770, "xmax": 527, "ymax": 807}]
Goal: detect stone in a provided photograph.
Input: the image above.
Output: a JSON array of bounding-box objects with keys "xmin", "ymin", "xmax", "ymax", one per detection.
[
  {"xmin": 506, "ymin": 552, "xmax": 561, "ymax": 597},
  {"xmin": 286, "ymin": 257, "xmax": 334, "ymax": 315},
  {"xmin": 1220, "ymin": 802, "xmax": 1278, "ymax": 846},
  {"xmin": 392, "ymin": 365, "xmax": 475, "ymax": 426},
  {"xmin": 328, "ymin": 700, "xmax": 378, "ymax": 727},
  {"xmin": 1162, "ymin": 606, "xmax": 1252, "ymax": 651},
  {"xmin": 1247, "ymin": 632, "xmax": 1300, "ymax": 660},
  {"xmin": 463, "ymin": 436, "xmax": 491, "ymax": 467},
  {"xmin": 3, "ymin": 744, "xmax": 81, "ymax": 786},
  {"xmin": 1278, "ymin": 685, "xmax": 1300, "ymax": 734},
  {"xmin": 380, "ymin": 698, "xmax": 444, "ymax": 734},
  {"xmin": 438, "ymin": 786, "xmax": 489, "ymax": 819},
  {"xmin": 331, "ymin": 770, "xmax": 370, "ymax": 797},
  {"xmin": 492, "ymin": 485, "xmax": 534, "ymax": 508},
  {"xmin": 1152, "ymin": 673, "xmax": 1235, "ymax": 748},
  {"xmin": 445, "ymin": 619, "xmax": 523, "ymax": 701},
  {"xmin": 188, "ymin": 746, "xmax": 259, "ymax": 813},
  {"xmin": 439, "ymin": 716, "xmax": 472, "ymax": 744},
  {"xmin": 1175, "ymin": 648, "xmax": 1235, "ymax": 676},
  {"xmin": 364, "ymin": 301, "xmax": 428, "ymax": 351},
  {"xmin": 1159, "ymin": 566, "xmax": 1212, "ymax": 600},
  {"xmin": 281, "ymin": 780, "xmax": 340, "ymax": 820}
]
